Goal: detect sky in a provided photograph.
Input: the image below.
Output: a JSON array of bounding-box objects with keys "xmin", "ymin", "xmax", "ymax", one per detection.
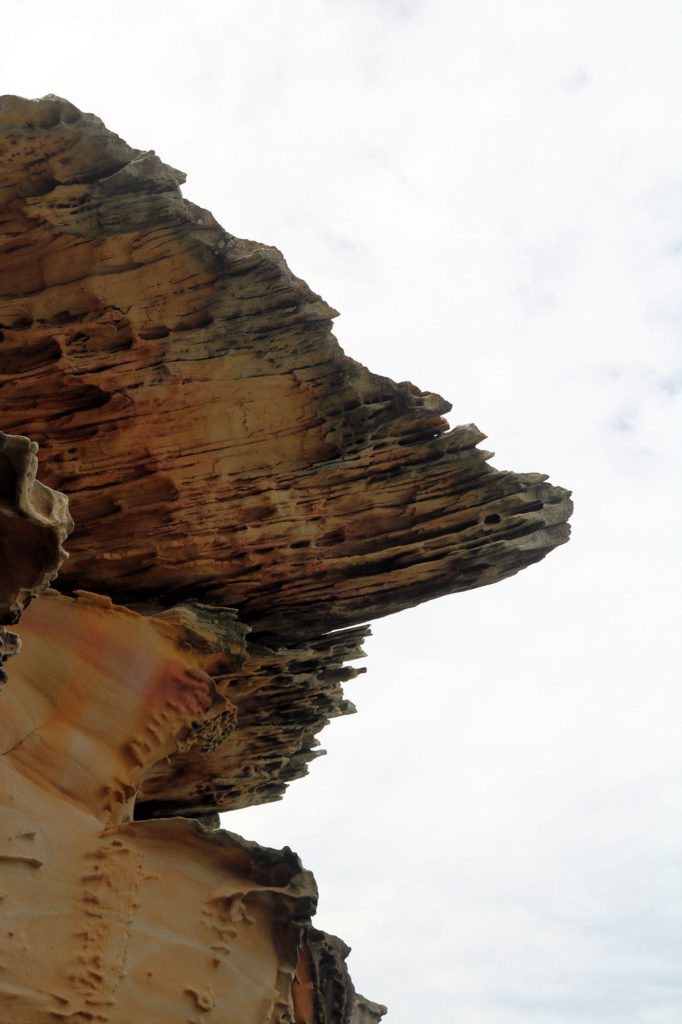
[{"xmin": 4, "ymin": 2, "xmax": 682, "ymax": 1022}]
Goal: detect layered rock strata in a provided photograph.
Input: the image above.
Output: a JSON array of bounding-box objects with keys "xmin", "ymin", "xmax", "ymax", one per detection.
[{"xmin": 0, "ymin": 94, "xmax": 572, "ymax": 1021}]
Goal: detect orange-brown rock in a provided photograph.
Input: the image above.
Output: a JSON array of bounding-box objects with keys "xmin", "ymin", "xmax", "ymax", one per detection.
[
  {"xmin": 2, "ymin": 586, "xmax": 317, "ymax": 1022},
  {"xmin": 0, "ymin": 94, "xmax": 570, "ymax": 644},
  {"xmin": 0, "ymin": 94, "xmax": 572, "ymax": 1022}
]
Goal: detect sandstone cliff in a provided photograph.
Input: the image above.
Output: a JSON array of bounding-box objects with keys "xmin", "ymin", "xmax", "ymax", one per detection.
[{"xmin": 0, "ymin": 94, "xmax": 571, "ymax": 1022}]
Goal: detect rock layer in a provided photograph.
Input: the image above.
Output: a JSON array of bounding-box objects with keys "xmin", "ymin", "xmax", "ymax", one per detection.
[
  {"xmin": 0, "ymin": 94, "xmax": 572, "ymax": 1022},
  {"xmin": 0, "ymin": 93, "xmax": 570, "ymax": 645}
]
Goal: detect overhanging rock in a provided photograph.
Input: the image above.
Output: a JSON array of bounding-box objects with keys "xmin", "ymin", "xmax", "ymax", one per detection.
[{"xmin": 0, "ymin": 94, "xmax": 572, "ymax": 1022}]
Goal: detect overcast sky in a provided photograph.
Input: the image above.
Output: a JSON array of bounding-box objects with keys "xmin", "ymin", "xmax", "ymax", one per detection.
[{"xmin": 4, "ymin": 2, "xmax": 682, "ymax": 1022}]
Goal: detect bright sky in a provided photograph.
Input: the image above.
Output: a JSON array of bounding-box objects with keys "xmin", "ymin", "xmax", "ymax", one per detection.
[{"xmin": 5, "ymin": 2, "xmax": 681, "ymax": 1022}]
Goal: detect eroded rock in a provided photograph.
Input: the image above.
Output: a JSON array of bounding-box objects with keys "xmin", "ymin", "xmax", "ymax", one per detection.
[
  {"xmin": 0, "ymin": 94, "xmax": 572, "ymax": 1022},
  {"xmin": 0, "ymin": 430, "xmax": 72, "ymax": 683},
  {"xmin": 0, "ymin": 93, "xmax": 570, "ymax": 644}
]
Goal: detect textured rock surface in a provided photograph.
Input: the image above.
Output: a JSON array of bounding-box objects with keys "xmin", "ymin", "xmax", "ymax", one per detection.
[
  {"xmin": 0, "ymin": 432, "xmax": 72, "ymax": 622},
  {"xmin": 1, "ymin": 584, "xmax": 315, "ymax": 1022},
  {"xmin": 292, "ymin": 930, "xmax": 388, "ymax": 1024},
  {"xmin": 0, "ymin": 94, "xmax": 572, "ymax": 1022},
  {"xmin": 0, "ymin": 93, "xmax": 570, "ymax": 644},
  {"xmin": 0, "ymin": 430, "xmax": 72, "ymax": 683}
]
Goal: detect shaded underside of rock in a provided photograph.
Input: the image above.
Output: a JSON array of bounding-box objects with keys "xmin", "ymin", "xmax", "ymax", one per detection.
[
  {"xmin": 293, "ymin": 929, "xmax": 388, "ymax": 1024},
  {"xmin": 0, "ymin": 430, "xmax": 72, "ymax": 625},
  {"xmin": 12, "ymin": 586, "xmax": 367, "ymax": 818}
]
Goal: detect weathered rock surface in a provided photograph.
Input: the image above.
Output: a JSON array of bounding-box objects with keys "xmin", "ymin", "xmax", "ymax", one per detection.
[
  {"xmin": 292, "ymin": 930, "xmax": 388, "ymax": 1024},
  {"xmin": 0, "ymin": 93, "xmax": 572, "ymax": 1022},
  {"xmin": 2, "ymin": 580, "xmax": 317, "ymax": 1022},
  {"xmin": 0, "ymin": 430, "xmax": 72, "ymax": 683},
  {"xmin": 0, "ymin": 94, "xmax": 569, "ymax": 643}
]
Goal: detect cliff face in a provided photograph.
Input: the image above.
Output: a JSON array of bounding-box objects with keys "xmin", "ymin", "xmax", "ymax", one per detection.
[{"xmin": 0, "ymin": 94, "xmax": 572, "ymax": 1022}]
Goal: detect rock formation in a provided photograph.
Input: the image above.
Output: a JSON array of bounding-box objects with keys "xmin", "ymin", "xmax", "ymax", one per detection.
[
  {"xmin": 0, "ymin": 430, "xmax": 72, "ymax": 681},
  {"xmin": 0, "ymin": 94, "xmax": 572, "ymax": 1022}
]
